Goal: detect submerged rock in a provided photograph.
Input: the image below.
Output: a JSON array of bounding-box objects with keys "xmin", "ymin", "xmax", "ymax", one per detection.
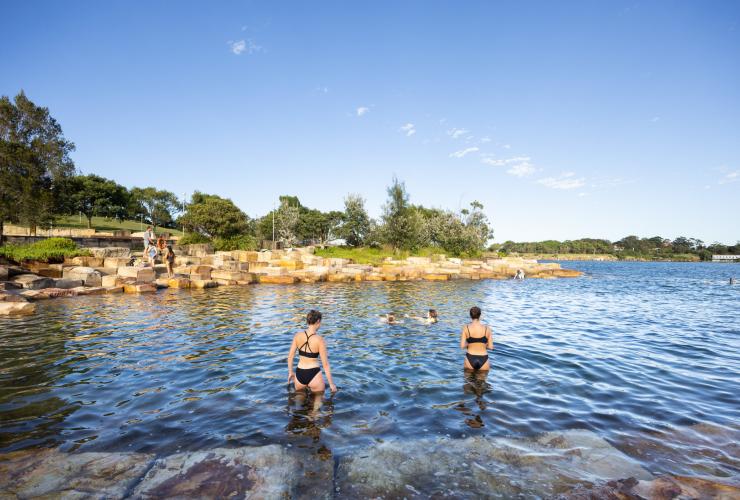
[
  {"xmin": 336, "ymin": 429, "xmax": 651, "ymax": 498},
  {"xmin": 0, "ymin": 448, "xmax": 154, "ymax": 498},
  {"xmin": 132, "ymin": 445, "xmax": 332, "ymax": 499},
  {"xmin": 0, "ymin": 300, "xmax": 36, "ymax": 316}
]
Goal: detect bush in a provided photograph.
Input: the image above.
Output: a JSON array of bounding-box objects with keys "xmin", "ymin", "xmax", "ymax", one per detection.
[
  {"xmin": 0, "ymin": 237, "xmax": 90, "ymax": 263},
  {"xmin": 213, "ymin": 235, "xmax": 259, "ymax": 251},
  {"xmin": 177, "ymin": 232, "xmax": 211, "ymax": 246}
]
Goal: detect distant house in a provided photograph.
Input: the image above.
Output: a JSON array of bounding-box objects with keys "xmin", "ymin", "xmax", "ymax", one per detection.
[
  {"xmin": 712, "ymin": 255, "xmax": 740, "ymax": 262},
  {"xmin": 326, "ymin": 238, "xmax": 347, "ymax": 247}
]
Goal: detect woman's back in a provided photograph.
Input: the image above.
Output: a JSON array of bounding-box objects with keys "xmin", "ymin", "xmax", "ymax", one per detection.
[
  {"xmin": 464, "ymin": 322, "xmax": 490, "ymax": 355},
  {"xmin": 295, "ymin": 330, "xmax": 322, "ymax": 358}
]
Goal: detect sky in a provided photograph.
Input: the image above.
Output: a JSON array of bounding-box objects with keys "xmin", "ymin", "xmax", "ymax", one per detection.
[{"xmin": 2, "ymin": 1, "xmax": 739, "ymax": 244}]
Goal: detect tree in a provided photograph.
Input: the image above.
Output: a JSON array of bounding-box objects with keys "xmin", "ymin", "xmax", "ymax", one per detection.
[
  {"xmin": 276, "ymin": 198, "xmax": 300, "ymax": 246},
  {"xmin": 180, "ymin": 192, "xmax": 250, "ymax": 239},
  {"xmin": 340, "ymin": 194, "xmax": 371, "ymax": 246},
  {"xmin": 380, "ymin": 176, "xmax": 424, "ymax": 250},
  {"xmin": 66, "ymin": 174, "xmax": 129, "ymax": 228},
  {"xmin": 0, "ymin": 91, "xmax": 75, "ymax": 240},
  {"xmin": 298, "ymin": 208, "xmax": 342, "ymax": 244},
  {"xmin": 129, "ymin": 187, "xmax": 179, "ymax": 230}
]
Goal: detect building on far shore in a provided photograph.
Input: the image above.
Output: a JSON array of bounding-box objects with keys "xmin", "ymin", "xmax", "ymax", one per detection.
[{"xmin": 712, "ymin": 254, "xmax": 740, "ymax": 262}]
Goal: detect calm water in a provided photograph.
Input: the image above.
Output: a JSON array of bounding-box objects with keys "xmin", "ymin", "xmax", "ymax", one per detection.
[{"xmin": 1, "ymin": 262, "xmax": 739, "ymax": 476}]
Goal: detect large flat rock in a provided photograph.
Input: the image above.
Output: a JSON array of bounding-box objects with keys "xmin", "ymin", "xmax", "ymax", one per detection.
[
  {"xmin": 336, "ymin": 429, "xmax": 652, "ymax": 498},
  {"xmin": 132, "ymin": 445, "xmax": 333, "ymax": 499},
  {"xmin": 11, "ymin": 274, "xmax": 55, "ymax": 290},
  {"xmin": 0, "ymin": 448, "xmax": 154, "ymax": 499}
]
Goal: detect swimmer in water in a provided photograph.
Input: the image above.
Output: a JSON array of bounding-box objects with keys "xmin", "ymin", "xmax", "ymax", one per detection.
[
  {"xmin": 287, "ymin": 309, "xmax": 337, "ymax": 393},
  {"xmin": 460, "ymin": 306, "xmax": 493, "ymax": 371},
  {"xmin": 380, "ymin": 313, "xmax": 400, "ymax": 324},
  {"xmin": 406, "ymin": 309, "xmax": 439, "ymax": 324},
  {"xmin": 731, "ymin": 277, "xmax": 736, "ymax": 285}
]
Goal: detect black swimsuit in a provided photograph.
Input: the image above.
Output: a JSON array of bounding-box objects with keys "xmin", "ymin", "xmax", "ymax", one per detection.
[
  {"xmin": 465, "ymin": 325, "xmax": 489, "ymax": 370},
  {"xmin": 295, "ymin": 330, "xmax": 321, "ymax": 385}
]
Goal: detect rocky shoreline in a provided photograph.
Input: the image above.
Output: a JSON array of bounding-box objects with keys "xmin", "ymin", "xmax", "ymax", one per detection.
[
  {"xmin": 1, "ymin": 429, "xmax": 736, "ymax": 499},
  {"xmin": 1, "ymin": 245, "xmax": 582, "ymax": 316}
]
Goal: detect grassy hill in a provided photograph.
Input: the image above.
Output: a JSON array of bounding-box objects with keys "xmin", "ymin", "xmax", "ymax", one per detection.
[{"xmin": 21, "ymin": 216, "xmax": 184, "ymax": 236}]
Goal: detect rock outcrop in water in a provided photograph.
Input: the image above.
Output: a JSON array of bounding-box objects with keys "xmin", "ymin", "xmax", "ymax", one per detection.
[
  {"xmin": 1, "ymin": 429, "xmax": 737, "ymax": 499},
  {"xmin": 0, "ymin": 246, "xmax": 582, "ymax": 315}
]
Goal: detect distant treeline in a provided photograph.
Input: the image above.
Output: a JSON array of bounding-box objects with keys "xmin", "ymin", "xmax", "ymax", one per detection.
[
  {"xmin": 492, "ymin": 236, "xmax": 739, "ymax": 261},
  {"xmin": 1, "ymin": 91, "xmax": 492, "ymax": 255}
]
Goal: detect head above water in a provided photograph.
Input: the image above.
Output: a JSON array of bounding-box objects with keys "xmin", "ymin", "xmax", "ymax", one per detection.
[
  {"xmin": 469, "ymin": 306, "xmax": 481, "ymax": 320},
  {"xmin": 428, "ymin": 309, "xmax": 438, "ymax": 319},
  {"xmin": 306, "ymin": 309, "xmax": 322, "ymax": 326}
]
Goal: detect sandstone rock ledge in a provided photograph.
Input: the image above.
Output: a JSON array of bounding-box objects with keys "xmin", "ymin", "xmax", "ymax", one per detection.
[
  {"xmin": 0, "ymin": 430, "xmax": 737, "ymax": 499},
  {"xmin": 1, "ymin": 247, "xmax": 583, "ymax": 316}
]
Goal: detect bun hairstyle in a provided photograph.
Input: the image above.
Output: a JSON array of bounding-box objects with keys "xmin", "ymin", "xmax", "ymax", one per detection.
[
  {"xmin": 306, "ymin": 309, "xmax": 322, "ymax": 325},
  {"xmin": 469, "ymin": 306, "xmax": 482, "ymax": 320}
]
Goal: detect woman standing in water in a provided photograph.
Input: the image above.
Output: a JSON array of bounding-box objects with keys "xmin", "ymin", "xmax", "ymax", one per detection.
[
  {"xmin": 460, "ymin": 306, "xmax": 493, "ymax": 370},
  {"xmin": 287, "ymin": 310, "xmax": 337, "ymax": 393}
]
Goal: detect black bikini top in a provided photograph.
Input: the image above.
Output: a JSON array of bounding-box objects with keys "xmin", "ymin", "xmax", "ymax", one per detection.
[
  {"xmin": 298, "ymin": 330, "xmax": 319, "ymax": 358},
  {"xmin": 466, "ymin": 325, "xmax": 489, "ymax": 344}
]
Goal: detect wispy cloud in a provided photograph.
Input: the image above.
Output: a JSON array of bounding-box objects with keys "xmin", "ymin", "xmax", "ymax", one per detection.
[
  {"xmin": 449, "ymin": 147, "xmax": 479, "ymax": 158},
  {"xmin": 481, "ymin": 156, "xmax": 537, "ymax": 177},
  {"xmin": 316, "ymin": 86, "xmax": 329, "ymax": 93},
  {"xmin": 719, "ymin": 170, "xmax": 739, "ymax": 184},
  {"xmin": 356, "ymin": 106, "xmax": 369, "ymax": 117},
  {"xmin": 537, "ymin": 172, "xmax": 586, "ymax": 190},
  {"xmin": 650, "ymin": 116, "xmax": 660, "ymax": 123},
  {"xmin": 228, "ymin": 39, "xmax": 262, "ymax": 55},
  {"xmin": 400, "ymin": 123, "xmax": 416, "ymax": 137},
  {"xmin": 502, "ymin": 144, "xmax": 511, "ymax": 149},
  {"xmin": 480, "ymin": 136, "xmax": 491, "ymax": 143},
  {"xmin": 589, "ymin": 177, "xmax": 633, "ymax": 189},
  {"xmin": 447, "ymin": 128, "xmax": 468, "ymax": 139}
]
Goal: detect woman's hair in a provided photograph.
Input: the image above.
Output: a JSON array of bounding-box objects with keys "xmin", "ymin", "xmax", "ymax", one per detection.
[
  {"xmin": 167, "ymin": 245, "xmax": 173, "ymax": 251},
  {"xmin": 428, "ymin": 309, "xmax": 438, "ymax": 318},
  {"xmin": 469, "ymin": 306, "xmax": 482, "ymax": 319},
  {"xmin": 306, "ymin": 309, "xmax": 322, "ymax": 325}
]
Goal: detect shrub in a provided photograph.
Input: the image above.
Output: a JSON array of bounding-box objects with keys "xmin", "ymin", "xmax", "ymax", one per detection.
[
  {"xmin": 0, "ymin": 237, "xmax": 90, "ymax": 263},
  {"xmin": 177, "ymin": 232, "xmax": 211, "ymax": 246},
  {"xmin": 213, "ymin": 235, "xmax": 259, "ymax": 251}
]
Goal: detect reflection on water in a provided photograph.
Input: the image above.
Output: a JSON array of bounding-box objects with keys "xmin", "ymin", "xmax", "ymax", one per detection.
[{"xmin": 1, "ymin": 262, "xmax": 739, "ymax": 478}]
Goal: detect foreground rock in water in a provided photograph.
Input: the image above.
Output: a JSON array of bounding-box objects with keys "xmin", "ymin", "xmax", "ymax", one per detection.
[
  {"xmin": 0, "ymin": 300, "xmax": 36, "ymax": 316},
  {"xmin": 336, "ymin": 430, "xmax": 651, "ymax": 498},
  {"xmin": 0, "ymin": 448, "xmax": 154, "ymax": 498},
  {"xmin": 132, "ymin": 445, "xmax": 332, "ymax": 499}
]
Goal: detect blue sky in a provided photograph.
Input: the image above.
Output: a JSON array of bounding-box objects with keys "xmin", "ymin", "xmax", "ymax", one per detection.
[{"xmin": 2, "ymin": 1, "xmax": 739, "ymax": 243}]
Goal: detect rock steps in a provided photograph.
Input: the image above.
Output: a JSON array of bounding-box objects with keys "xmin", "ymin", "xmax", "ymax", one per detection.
[{"xmin": 1, "ymin": 430, "xmax": 736, "ymax": 499}]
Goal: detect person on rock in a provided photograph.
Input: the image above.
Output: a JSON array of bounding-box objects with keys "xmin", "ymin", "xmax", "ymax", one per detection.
[
  {"xmin": 287, "ymin": 310, "xmax": 337, "ymax": 393},
  {"xmin": 460, "ymin": 306, "xmax": 493, "ymax": 371},
  {"xmin": 164, "ymin": 245, "xmax": 176, "ymax": 278},
  {"xmin": 143, "ymin": 226, "xmax": 155, "ymax": 262}
]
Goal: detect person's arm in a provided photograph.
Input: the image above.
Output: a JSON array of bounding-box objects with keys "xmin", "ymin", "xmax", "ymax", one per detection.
[
  {"xmin": 319, "ymin": 338, "xmax": 337, "ymax": 392},
  {"xmin": 487, "ymin": 326, "xmax": 494, "ymax": 350},
  {"xmin": 287, "ymin": 336, "xmax": 296, "ymax": 383},
  {"xmin": 460, "ymin": 327, "xmax": 467, "ymax": 350}
]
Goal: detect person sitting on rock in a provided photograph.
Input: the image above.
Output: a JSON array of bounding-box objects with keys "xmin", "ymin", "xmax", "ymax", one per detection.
[
  {"xmin": 514, "ymin": 269, "xmax": 525, "ymax": 280},
  {"xmin": 147, "ymin": 244, "xmax": 158, "ymax": 265},
  {"xmin": 460, "ymin": 306, "xmax": 493, "ymax": 371},
  {"xmin": 156, "ymin": 234, "xmax": 167, "ymax": 256},
  {"xmin": 287, "ymin": 309, "xmax": 337, "ymax": 393}
]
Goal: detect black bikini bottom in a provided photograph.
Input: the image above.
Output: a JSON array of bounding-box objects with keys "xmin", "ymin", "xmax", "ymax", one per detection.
[
  {"xmin": 466, "ymin": 353, "xmax": 489, "ymax": 370},
  {"xmin": 296, "ymin": 367, "xmax": 321, "ymax": 385}
]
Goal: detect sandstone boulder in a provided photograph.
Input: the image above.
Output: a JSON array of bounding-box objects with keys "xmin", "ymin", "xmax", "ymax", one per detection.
[
  {"xmin": 87, "ymin": 247, "xmax": 131, "ymax": 259},
  {"xmin": 191, "ymin": 279, "xmax": 218, "ymax": 289},
  {"xmin": 63, "ymin": 267, "xmax": 103, "ymax": 286},
  {"xmin": 53, "ymin": 278, "xmax": 84, "ymax": 289},
  {"xmin": 0, "ymin": 301, "xmax": 36, "ymax": 316},
  {"xmin": 66, "ymin": 256, "xmax": 105, "ymax": 267},
  {"xmin": 105, "ymin": 286, "xmax": 124, "ymax": 294},
  {"xmin": 101, "ymin": 275, "xmax": 120, "ymax": 287},
  {"xmin": 131, "ymin": 446, "xmax": 332, "ymax": 499},
  {"xmin": 117, "ymin": 266, "xmax": 156, "ymax": 282},
  {"xmin": 12, "ymin": 274, "xmax": 55, "ymax": 290},
  {"xmin": 0, "ymin": 448, "xmax": 154, "ymax": 499},
  {"xmin": 0, "ymin": 265, "xmax": 8, "ymax": 280},
  {"xmin": 123, "ymin": 283, "xmax": 157, "ymax": 294},
  {"xmin": 259, "ymin": 275, "xmax": 298, "ymax": 284},
  {"xmin": 168, "ymin": 277, "xmax": 190, "ymax": 288},
  {"xmin": 104, "ymin": 256, "xmax": 132, "ymax": 268}
]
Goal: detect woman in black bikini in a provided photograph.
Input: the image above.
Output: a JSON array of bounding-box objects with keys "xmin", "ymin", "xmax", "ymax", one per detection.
[
  {"xmin": 460, "ymin": 306, "xmax": 493, "ymax": 370},
  {"xmin": 287, "ymin": 310, "xmax": 337, "ymax": 393}
]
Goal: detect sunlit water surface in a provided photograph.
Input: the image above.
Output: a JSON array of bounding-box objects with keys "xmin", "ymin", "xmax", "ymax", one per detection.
[{"xmin": 1, "ymin": 262, "xmax": 738, "ymax": 477}]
